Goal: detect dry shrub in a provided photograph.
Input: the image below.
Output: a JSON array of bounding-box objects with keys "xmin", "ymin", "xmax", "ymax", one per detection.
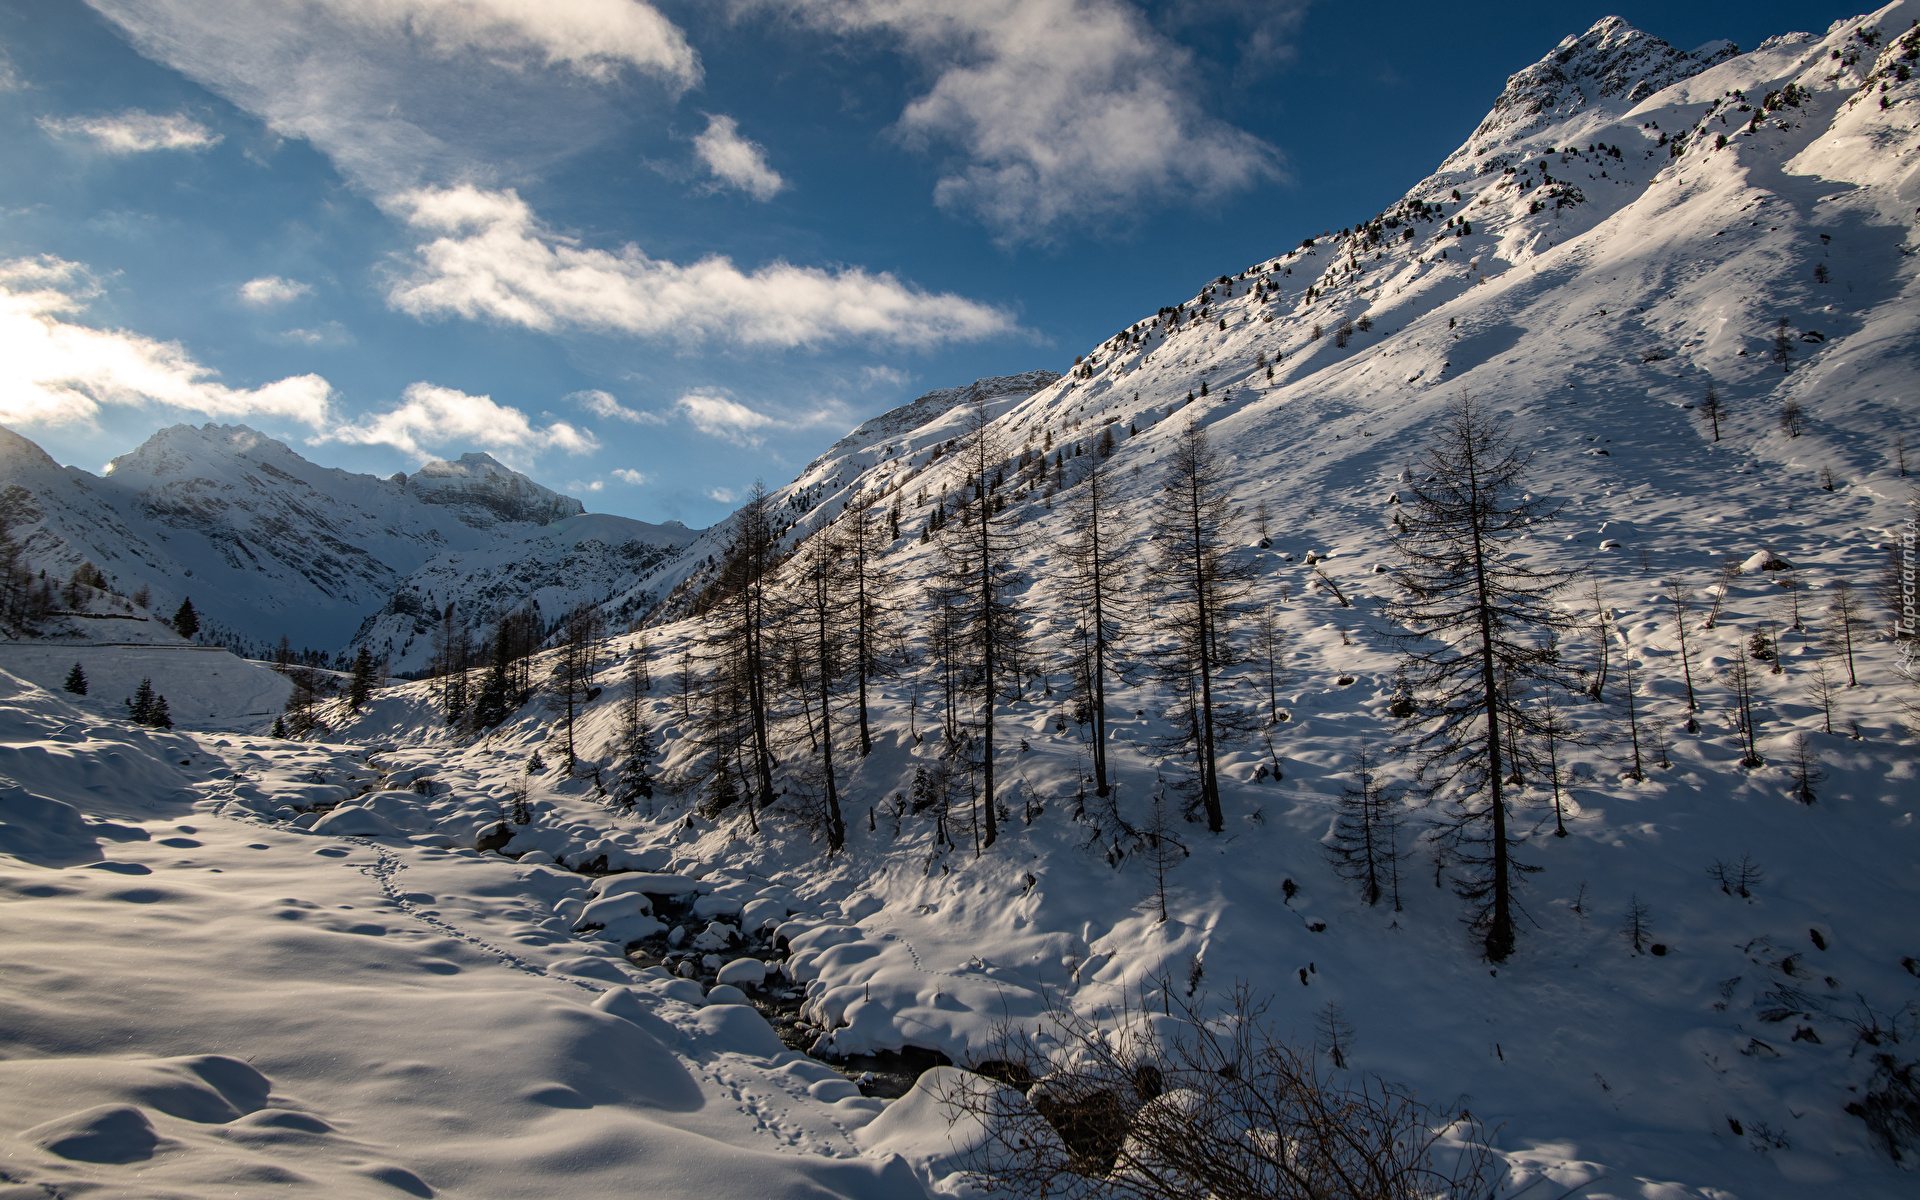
[{"xmin": 943, "ymin": 982, "xmax": 1495, "ymax": 1199}]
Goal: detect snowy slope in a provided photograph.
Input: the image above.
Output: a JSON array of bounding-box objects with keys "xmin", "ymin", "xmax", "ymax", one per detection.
[
  {"xmin": 0, "ymin": 424, "xmax": 693, "ymax": 660},
  {"xmin": 0, "ymin": 670, "xmax": 927, "ymax": 1198},
  {"xmin": 349, "ymin": 512, "xmax": 701, "ymax": 675},
  {"xmin": 630, "ymin": 370, "xmax": 1060, "ymax": 623},
  {"xmin": 310, "ymin": 8, "xmax": 1920, "ymax": 1197}
]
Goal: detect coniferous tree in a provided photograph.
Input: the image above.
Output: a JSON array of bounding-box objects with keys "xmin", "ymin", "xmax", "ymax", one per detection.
[
  {"xmin": 63, "ymin": 662, "xmax": 87, "ymax": 696},
  {"xmin": 1772, "ymin": 318, "xmax": 1795, "ymax": 375},
  {"xmin": 1807, "ymin": 653, "xmax": 1840, "ymax": 734},
  {"xmin": 932, "ymin": 399, "xmax": 1026, "ymax": 850},
  {"xmin": 270, "ymin": 715, "xmax": 286, "ymax": 738},
  {"xmin": 786, "ymin": 524, "xmax": 848, "ymax": 852},
  {"xmin": 840, "ymin": 495, "xmax": 898, "ymax": 756},
  {"xmin": 348, "ymin": 645, "xmax": 377, "ymax": 711},
  {"xmin": 1057, "ymin": 452, "xmax": 1131, "ymax": 797},
  {"xmin": 1786, "ymin": 733, "xmax": 1823, "ymax": 804},
  {"xmin": 172, "ymin": 597, "xmax": 199, "ymax": 640},
  {"xmin": 1250, "ymin": 604, "xmax": 1287, "ymax": 726},
  {"xmin": 430, "ymin": 604, "xmax": 471, "ymax": 727},
  {"xmin": 148, "ymin": 693, "xmax": 171, "ymax": 729},
  {"xmin": 1725, "ymin": 649, "xmax": 1764, "ymax": 768},
  {"xmin": 1824, "ymin": 580, "xmax": 1866, "ymax": 687},
  {"xmin": 1384, "ymin": 395, "xmax": 1581, "ymax": 962},
  {"xmin": 610, "ymin": 651, "xmax": 657, "ymax": 813},
  {"xmin": 1584, "ymin": 579, "xmax": 1613, "ymax": 700},
  {"xmin": 544, "ymin": 608, "xmax": 598, "ymax": 774},
  {"xmin": 1699, "ymin": 384, "xmax": 1724, "ymax": 441},
  {"xmin": 1326, "ymin": 743, "xmax": 1401, "ymax": 906},
  {"xmin": 1662, "ymin": 579, "xmax": 1702, "ymax": 730},
  {"xmin": 128, "ymin": 677, "xmax": 156, "ymax": 724},
  {"xmin": 470, "ymin": 633, "xmax": 512, "ymax": 730},
  {"xmin": 1147, "ymin": 420, "xmax": 1251, "ymax": 834},
  {"xmin": 1779, "ymin": 399, "xmax": 1806, "ymax": 437},
  {"xmin": 1621, "ymin": 894, "xmax": 1653, "ymax": 954},
  {"xmin": 1135, "ymin": 788, "xmax": 1186, "ymax": 923},
  {"xmin": 705, "ymin": 482, "xmax": 781, "ymax": 813},
  {"xmin": 1614, "ymin": 660, "xmax": 1647, "ymax": 782}
]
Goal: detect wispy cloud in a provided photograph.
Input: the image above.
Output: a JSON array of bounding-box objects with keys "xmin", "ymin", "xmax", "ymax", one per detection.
[
  {"xmin": 40, "ymin": 109, "xmax": 220, "ymax": 154},
  {"xmin": 386, "ymin": 185, "xmax": 1015, "ymax": 348},
  {"xmin": 87, "ymin": 0, "xmax": 698, "ymax": 194},
  {"xmin": 319, "ymin": 381, "xmax": 598, "ymax": 461},
  {"xmin": 672, "ymin": 388, "xmax": 847, "ymax": 449},
  {"xmin": 612, "ymin": 467, "xmax": 648, "ymax": 484},
  {"xmin": 238, "ymin": 275, "xmax": 311, "ymax": 306},
  {"xmin": 749, "ymin": 0, "xmax": 1285, "ymax": 241},
  {"xmin": 708, "ymin": 486, "xmax": 736, "ymax": 503},
  {"xmin": 271, "ymin": 322, "xmax": 355, "ymax": 348},
  {"xmin": 570, "ymin": 387, "xmax": 666, "ymax": 424},
  {"xmin": 0, "ymin": 255, "xmax": 332, "ymax": 429},
  {"xmin": 693, "ymin": 114, "xmax": 785, "ymax": 200}
]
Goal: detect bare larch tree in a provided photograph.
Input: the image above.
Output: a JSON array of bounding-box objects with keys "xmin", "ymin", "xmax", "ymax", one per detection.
[{"xmin": 1385, "ymin": 395, "xmax": 1580, "ymax": 962}]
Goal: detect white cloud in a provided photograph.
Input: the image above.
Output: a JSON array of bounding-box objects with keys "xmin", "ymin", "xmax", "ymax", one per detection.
[
  {"xmin": 569, "ymin": 478, "xmax": 606, "ymax": 492},
  {"xmin": 238, "ymin": 275, "xmax": 312, "ymax": 306},
  {"xmin": 860, "ymin": 365, "xmax": 910, "ymax": 389},
  {"xmin": 40, "ymin": 109, "xmax": 221, "ymax": 153},
  {"xmin": 670, "ymin": 388, "xmax": 848, "ymax": 448},
  {"xmin": 693, "ymin": 114, "xmax": 785, "ymax": 200},
  {"xmin": 570, "ymin": 387, "xmax": 665, "ymax": 424},
  {"xmin": 676, "ymin": 391, "xmax": 779, "ymax": 447},
  {"xmin": 750, "ymin": 0, "xmax": 1285, "ymax": 240},
  {"xmin": 87, "ymin": 0, "xmax": 699, "ymax": 194},
  {"xmin": 387, "ymin": 185, "xmax": 1015, "ymax": 348},
  {"xmin": 0, "ymin": 255, "xmax": 333, "ymax": 429},
  {"xmin": 320, "ymin": 380, "xmax": 598, "ymax": 461},
  {"xmin": 391, "ymin": 185, "xmax": 1021, "ymax": 345},
  {"xmin": 271, "ymin": 322, "xmax": 356, "ymax": 348},
  {"xmin": 708, "ymin": 486, "xmax": 736, "ymax": 503},
  {"xmin": 611, "ymin": 467, "xmax": 648, "ymax": 484}
]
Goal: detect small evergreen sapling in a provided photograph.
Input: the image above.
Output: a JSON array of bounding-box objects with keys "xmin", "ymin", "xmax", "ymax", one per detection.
[
  {"xmin": 1622, "ymin": 894, "xmax": 1653, "ymax": 954},
  {"xmin": 1708, "ymin": 854, "xmax": 1764, "ymax": 898},
  {"xmin": 1326, "ymin": 743, "xmax": 1401, "ymax": 906},
  {"xmin": 1700, "ymin": 384, "xmax": 1724, "ymax": 441},
  {"xmin": 63, "ymin": 662, "xmax": 86, "ymax": 696},
  {"xmin": 1825, "ymin": 580, "xmax": 1866, "ymax": 687},
  {"xmin": 1663, "ymin": 579, "xmax": 1702, "ymax": 728},
  {"xmin": 1786, "ymin": 733, "xmax": 1823, "ymax": 804}
]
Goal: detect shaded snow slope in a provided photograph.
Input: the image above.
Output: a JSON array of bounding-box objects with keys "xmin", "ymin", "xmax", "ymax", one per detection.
[
  {"xmin": 0, "ymin": 424, "xmax": 695, "ymax": 661},
  {"xmin": 0, "ymin": 669, "xmax": 928, "ymax": 1197}
]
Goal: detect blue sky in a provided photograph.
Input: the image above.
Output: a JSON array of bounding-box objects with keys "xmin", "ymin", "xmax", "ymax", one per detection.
[{"xmin": 0, "ymin": 0, "xmax": 1867, "ymax": 526}]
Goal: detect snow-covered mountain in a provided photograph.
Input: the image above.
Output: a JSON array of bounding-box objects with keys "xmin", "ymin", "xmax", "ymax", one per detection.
[
  {"xmin": 628, "ymin": 369, "xmax": 1061, "ymax": 622},
  {"xmin": 0, "ymin": 423, "xmax": 696, "ymax": 659},
  {"xmin": 5, "ymin": 9, "xmax": 1920, "ymax": 1200},
  {"xmin": 349, "ymin": 512, "xmax": 700, "ymax": 675},
  {"xmin": 321, "ymin": 7, "xmax": 1920, "ymax": 1197}
]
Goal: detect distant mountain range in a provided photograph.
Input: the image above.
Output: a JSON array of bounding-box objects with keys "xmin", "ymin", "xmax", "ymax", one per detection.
[{"xmin": 0, "ymin": 423, "xmax": 696, "ymax": 668}]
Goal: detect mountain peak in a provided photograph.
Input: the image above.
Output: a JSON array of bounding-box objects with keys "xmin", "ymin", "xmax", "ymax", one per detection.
[
  {"xmin": 1455, "ymin": 16, "xmax": 1734, "ymax": 160},
  {"xmin": 826, "ymin": 370, "xmax": 1062, "ymax": 458},
  {"xmin": 406, "ymin": 454, "xmax": 584, "ymax": 527}
]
